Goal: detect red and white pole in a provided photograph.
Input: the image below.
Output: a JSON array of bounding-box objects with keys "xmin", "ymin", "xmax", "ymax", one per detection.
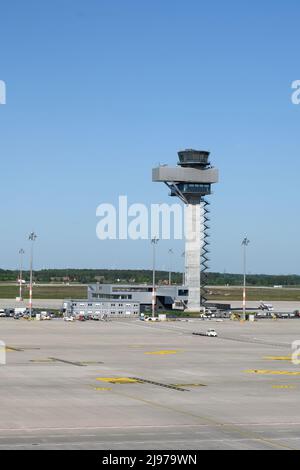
[
  {"xmin": 151, "ymin": 237, "xmax": 159, "ymax": 318},
  {"xmin": 152, "ymin": 287, "xmax": 156, "ymax": 318},
  {"xmin": 242, "ymin": 286, "xmax": 246, "ymax": 318},
  {"xmin": 29, "ymin": 285, "xmax": 33, "ymax": 314}
]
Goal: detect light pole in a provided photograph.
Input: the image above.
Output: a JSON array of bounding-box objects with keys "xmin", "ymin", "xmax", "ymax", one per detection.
[
  {"xmin": 28, "ymin": 232, "xmax": 37, "ymax": 318},
  {"xmin": 182, "ymin": 251, "xmax": 185, "ymax": 285},
  {"xmin": 242, "ymin": 236, "xmax": 250, "ymax": 320},
  {"xmin": 168, "ymin": 249, "xmax": 174, "ymax": 285},
  {"xmin": 18, "ymin": 249, "xmax": 25, "ymax": 301},
  {"xmin": 151, "ymin": 237, "xmax": 159, "ymax": 318}
]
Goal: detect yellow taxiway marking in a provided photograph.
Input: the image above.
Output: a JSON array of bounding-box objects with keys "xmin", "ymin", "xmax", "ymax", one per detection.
[
  {"xmin": 264, "ymin": 356, "xmax": 292, "ymax": 361},
  {"xmin": 272, "ymin": 385, "xmax": 296, "ymax": 389},
  {"xmin": 96, "ymin": 377, "xmax": 140, "ymax": 384},
  {"xmin": 0, "ymin": 347, "xmax": 21, "ymax": 353},
  {"xmin": 144, "ymin": 350, "xmax": 182, "ymax": 355},
  {"xmin": 246, "ymin": 369, "xmax": 300, "ymax": 376},
  {"xmin": 94, "ymin": 387, "xmax": 112, "ymax": 391},
  {"xmin": 0, "ymin": 348, "xmax": 18, "ymax": 353}
]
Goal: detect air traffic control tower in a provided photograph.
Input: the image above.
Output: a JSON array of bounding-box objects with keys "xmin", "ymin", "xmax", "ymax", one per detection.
[{"xmin": 152, "ymin": 149, "xmax": 219, "ymax": 312}]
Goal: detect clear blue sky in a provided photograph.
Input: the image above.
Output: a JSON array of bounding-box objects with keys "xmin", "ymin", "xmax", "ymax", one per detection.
[{"xmin": 0, "ymin": 0, "xmax": 299, "ymax": 274}]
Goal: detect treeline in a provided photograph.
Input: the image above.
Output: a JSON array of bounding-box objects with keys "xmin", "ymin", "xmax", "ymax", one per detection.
[
  {"xmin": 207, "ymin": 272, "xmax": 300, "ymax": 287},
  {"xmin": 0, "ymin": 269, "xmax": 300, "ymax": 287}
]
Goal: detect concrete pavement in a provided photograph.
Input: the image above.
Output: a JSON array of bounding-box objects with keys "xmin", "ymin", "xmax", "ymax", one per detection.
[{"xmin": 1, "ymin": 318, "xmax": 300, "ymax": 449}]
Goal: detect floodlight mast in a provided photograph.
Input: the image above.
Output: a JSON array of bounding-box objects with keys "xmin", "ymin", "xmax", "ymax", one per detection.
[
  {"xmin": 18, "ymin": 248, "xmax": 25, "ymax": 301},
  {"xmin": 242, "ymin": 236, "xmax": 250, "ymax": 320},
  {"xmin": 28, "ymin": 232, "xmax": 37, "ymax": 318},
  {"xmin": 152, "ymin": 150, "xmax": 219, "ymax": 312}
]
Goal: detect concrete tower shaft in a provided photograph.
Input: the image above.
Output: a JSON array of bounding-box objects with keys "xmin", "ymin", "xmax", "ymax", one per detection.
[
  {"xmin": 185, "ymin": 202, "xmax": 205, "ymax": 311},
  {"xmin": 152, "ymin": 149, "xmax": 219, "ymax": 312}
]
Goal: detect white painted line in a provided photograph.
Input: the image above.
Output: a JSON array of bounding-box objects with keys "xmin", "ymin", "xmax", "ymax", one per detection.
[{"xmin": 1, "ymin": 422, "xmax": 300, "ymax": 433}]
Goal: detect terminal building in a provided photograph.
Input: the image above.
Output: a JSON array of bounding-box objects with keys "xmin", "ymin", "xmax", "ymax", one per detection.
[
  {"xmin": 62, "ymin": 283, "xmax": 229, "ymax": 318},
  {"xmin": 63, "ymin": 284, "xmax": 188, "ymax": 318}
]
